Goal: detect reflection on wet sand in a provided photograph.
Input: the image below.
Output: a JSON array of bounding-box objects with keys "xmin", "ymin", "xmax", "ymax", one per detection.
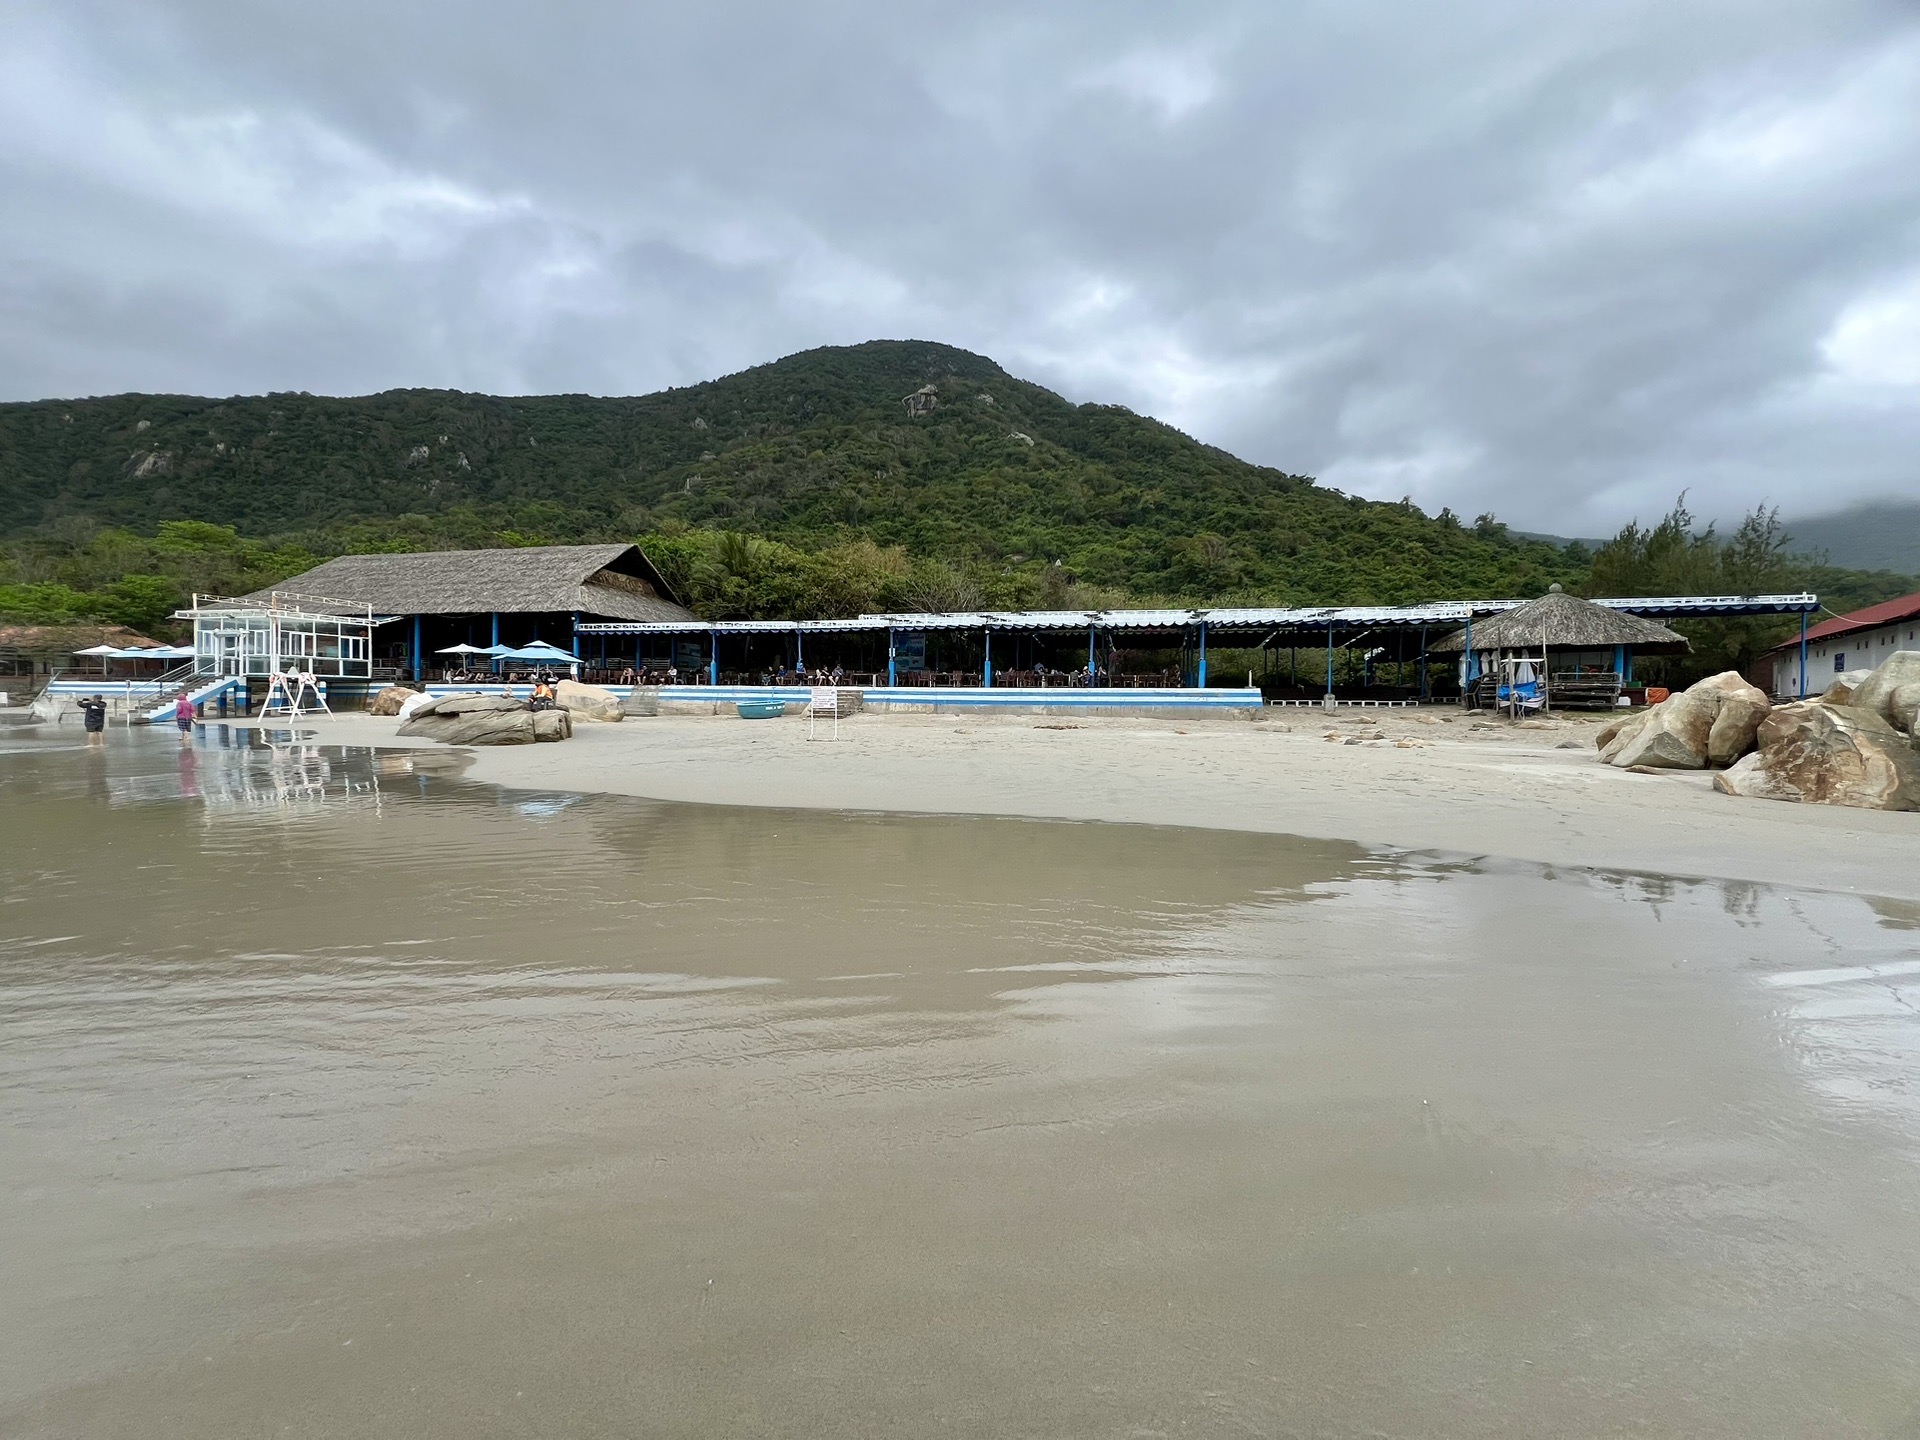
[{"xmin": 2, "ymin": 732, "xmax": 1919, "ymax": 1438}]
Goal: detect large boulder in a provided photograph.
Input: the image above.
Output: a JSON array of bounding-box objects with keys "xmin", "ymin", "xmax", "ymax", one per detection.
[
  {"xmin": 1821, "ymin": 670, "xmax": 1875, "ymax": 705},
  {"xmin": 533, "ymin": 708, "xmax": 572, "ymax": 742},
  {"xmin": 398, "ymin": 692, "xmax": 539, "ymax": 745},
  {"xmin": 554, "ymin": 679, "xmax": 623, "ymax": 722},
  {"xmin": 368, "ymin": 685, "xmax": 420, "ymax": 717},
  {"xmin": 1707, "ymin": 695, "xmax": 1770, "ymax": 766},
  {"xmin": 1594, "ymin": 715, "xmax": 1633, "ymax": 750},
  {"xmin": 1606, "ymin": 671, "xmax": 1770, "ymax": 770},
  {"xmin": 1611, "ymin": 696, "xmax": 1712, "ymax": 769},
  {"xmin": 1598, "ymin": 711, "xmax": 1650, "ymax": 762},
  {"xmin": 397, "ymin": 689, "xmax": 439, "ymax": 721},
  {"xmin": 1848, "ymin": 651, "xmax": 1920, "ymax": 736},
  {"xmin": 1713, "ymin": 702, "xmax": 1920, "ymax": 810}
]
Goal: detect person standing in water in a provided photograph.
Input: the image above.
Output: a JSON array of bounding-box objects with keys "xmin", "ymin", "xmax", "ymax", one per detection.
[
  {"xmin": 78, "ymin": 694, "xmax": 108, "ymax": 745},
  {"xmin": 174, "ymin": 692, "xmax": 196, "ymax": 740}
]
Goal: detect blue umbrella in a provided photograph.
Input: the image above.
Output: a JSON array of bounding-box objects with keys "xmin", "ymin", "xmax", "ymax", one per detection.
[{"xmin": 493, "ymin": 641, "xmax": 579, "ymax": 664}]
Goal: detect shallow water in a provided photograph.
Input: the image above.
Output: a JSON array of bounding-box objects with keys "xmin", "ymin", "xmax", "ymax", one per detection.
[{"xmin": 3, "ymin": 728, "xmax": 1919, "ymax": 1437}]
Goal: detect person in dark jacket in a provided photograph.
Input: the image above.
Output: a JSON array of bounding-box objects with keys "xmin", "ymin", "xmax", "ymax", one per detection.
[{"xmin": 79, "ymin": 694, "xmax": 108, "ymax": 744}]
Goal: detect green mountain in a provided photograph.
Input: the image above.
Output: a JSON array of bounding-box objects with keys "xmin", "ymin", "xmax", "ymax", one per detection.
[{"xmin": 1, "ymin": 340, "xmax": 1584, "ymax": 609}]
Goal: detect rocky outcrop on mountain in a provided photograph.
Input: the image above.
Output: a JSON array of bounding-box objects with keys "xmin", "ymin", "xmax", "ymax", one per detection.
[{"xmin": 1714, "ymin": 701, "xmax": 1920, "ymax": 810}]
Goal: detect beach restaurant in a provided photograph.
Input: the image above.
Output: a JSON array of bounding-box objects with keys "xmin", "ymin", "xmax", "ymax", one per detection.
[
  {"xmin": 565, "ymin": 589, "xmax": 1818, "ymax": 712},
  {"xmin": 161, "ymin": 539, "xmax": 1824, "ymax": 713},
  {"xmin": 227, "ymin": 544, "xmax": 699, "ymax": 683}
]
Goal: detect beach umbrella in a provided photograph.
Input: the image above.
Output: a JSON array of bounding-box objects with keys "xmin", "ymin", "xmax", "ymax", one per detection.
[
  {"xmin": 495, "ymin": 641, "xmax": 579, "ymax": 664},
  {"xmin": 73, "ymin": 642, "xmax": 119, "ymax": 675},
  {"xmin": 107, "ymin": 644, "xmax": 190, "ymax": 660},
  {"xmin": 436, "ymin": 643, "xmax": 492, "ymax": 655}
]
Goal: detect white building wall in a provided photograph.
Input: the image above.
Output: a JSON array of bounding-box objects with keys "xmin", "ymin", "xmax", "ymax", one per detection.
[{"xmin": 1772, "ymin": 617, "xmax": 1920, "ymax": 697}]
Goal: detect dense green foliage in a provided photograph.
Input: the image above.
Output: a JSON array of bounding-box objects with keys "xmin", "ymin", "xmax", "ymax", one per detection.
[
  {"xmin": 1, "ymin": 343, "xmax": 1910, "ymax": 653},
  {"xmin": 1, "ymin": 340, "xmax": 1587, "ymax": 614},
  {"xmin": 0, "ymin": 521, "xmax": 315, "ymax": 634},
  {"xmin": 1586, "ymin": 498, "xmax": 1917, "ymax": 680}
]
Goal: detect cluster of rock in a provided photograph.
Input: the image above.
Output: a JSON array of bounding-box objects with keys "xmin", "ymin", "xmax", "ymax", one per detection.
[
  {"xmin": 371, "ymin": 679, "xmax": 630, "ymax": 740},
  {"xmin": 1592, "ymin": 653, "xmax": 1920, "ymax": 810},
  {"xmin": 1716, "ymin": 654, "xmax": 1920, "ymax": 810},
  {"xmin": 397, "ymin": 693, "xmax": 571, "ymax": 745},
  {"xmin": 1596, "ymin": 672, "xmax": 1772, "ymax": 770}
]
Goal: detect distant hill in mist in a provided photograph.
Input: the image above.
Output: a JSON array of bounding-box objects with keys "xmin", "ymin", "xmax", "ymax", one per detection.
[{"xmin": 1784, "ymin": 500, "xmax": 1920, "ymax": 577}]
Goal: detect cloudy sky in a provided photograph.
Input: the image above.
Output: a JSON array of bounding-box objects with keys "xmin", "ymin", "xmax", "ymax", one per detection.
[{"xmin": 3, "ymin": 1, "xmax": 1917, "ymax": 533}]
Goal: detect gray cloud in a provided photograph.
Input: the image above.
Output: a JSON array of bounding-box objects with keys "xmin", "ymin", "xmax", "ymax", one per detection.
[{"xmin": 2, "ymin": 0, "xmax": 1916, "ymax": 532}]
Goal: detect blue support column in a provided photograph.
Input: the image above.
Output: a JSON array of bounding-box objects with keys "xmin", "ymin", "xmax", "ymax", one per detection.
[
  {"xmin": 1798, "ymin": 610, "xmax": 1808, "ymax": 697},
  {"xmin": 1197, "ymin": 621, "xmax": 1208, "ymax": 689},
  {"xmin": 1088, "ymin": 626, "xmax": 1096, "ymax": 681},
  {"xmin": 983, "ymin": 628, "xmax": 993, "ymax": 687},
  {"xmin": 1420, "ymin": 625, "xmax": 1430, "ymax": 699},
  {"xmin": 571, "ymin": 612, "xmax": 580, "ymax": 659},
  {"xmin": 887, "ymin": 628, "xmax": 897, "ymax": 686},
  {"xmin": 708, "ymin": 629, "xmax": 718, "ymax": 686},
  {"xmin": 1613, "ymin": 643, "xmax": 1625, "ymax": 678},
  {"xmin": 1325, "ymin": 620, "xmax": 1335, "ymax": 697},
  {"xmin": 796, "ymin": 628, "xmax": 804, "ymax": 673},
  {"xmin": 491, "ymin": 613, "xmax": 500, "ymax": 673},
  {"xmin": 1463, "ymin": 615, "xmax": 1474, "ymax": 703},
  {"xmin": 412, "ymin": 615, "xmax": 422, "ymax": 682}
]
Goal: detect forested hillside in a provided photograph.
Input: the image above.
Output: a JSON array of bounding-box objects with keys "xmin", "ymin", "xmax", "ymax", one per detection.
[
  {"xmin": 1, "ymin": 342, "xmax": 1910, "ymax": 656},
  {"xmin": 0, "ymin": 341, "xmax": 1582, "ymax": 608}
]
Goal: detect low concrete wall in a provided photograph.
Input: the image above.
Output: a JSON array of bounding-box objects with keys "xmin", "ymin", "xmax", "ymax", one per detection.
[{"xmin": 425, "ymin": 682, "xmax": 1259, "ymax": 717}]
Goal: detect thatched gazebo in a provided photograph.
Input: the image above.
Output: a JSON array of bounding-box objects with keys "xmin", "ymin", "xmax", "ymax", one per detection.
[{"xmin": 1430, "ymin": 585, "xmax": 1689, "ymax": 708}]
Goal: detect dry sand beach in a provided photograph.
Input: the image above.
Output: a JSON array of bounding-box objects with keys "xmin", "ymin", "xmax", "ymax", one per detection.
[{"xmin": 304, "ymin": 705, "xmax": 1920, "ymax": 900}]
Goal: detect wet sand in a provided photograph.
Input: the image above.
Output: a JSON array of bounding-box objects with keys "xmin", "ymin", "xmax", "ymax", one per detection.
[
  {"xmin": 304, "ymin": 707, "xmax": 1920, "ymax": 900},
  {"xmin": 3, "ymin": 729, "xmax": 1920, "ymax": 1437}
]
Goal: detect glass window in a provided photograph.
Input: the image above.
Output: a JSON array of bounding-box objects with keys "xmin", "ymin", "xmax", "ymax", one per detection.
[{"xmin": 1834, "ymin": 653, "xmax": 1845, "ymax": 672}]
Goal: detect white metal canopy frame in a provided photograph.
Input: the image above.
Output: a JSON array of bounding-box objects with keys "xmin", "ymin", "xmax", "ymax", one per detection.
[
  {"xmin": 572, "ymin": 592, "xmax": 1821, "ymax": 696},
  {"xmin": 175, "ymin": 591, "xmax": 388, "ymax": 682},
  {"xmin": 574, "ymin": 593, "xmax": 1819, "ymax": 639}
]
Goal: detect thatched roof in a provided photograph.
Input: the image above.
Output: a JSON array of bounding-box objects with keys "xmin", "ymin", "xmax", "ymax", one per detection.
[
  {"xmin": 1429, "ymin": 587, "xmax": 1690, "ymax": 653},
  {"xmin": 0, "ymin": 624, "xmax": 164, "ymax": 657},
  {"xmin": 242, "ymin": 544, "xmax": 696, "ymax": 622}
]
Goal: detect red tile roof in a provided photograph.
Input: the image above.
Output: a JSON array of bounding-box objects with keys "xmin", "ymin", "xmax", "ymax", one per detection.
[{"xmin": 1778, "ymin": 591, "xmax": 1920, "ymax": 649}]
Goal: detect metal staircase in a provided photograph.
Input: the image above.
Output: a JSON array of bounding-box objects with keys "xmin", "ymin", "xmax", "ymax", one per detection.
[{"xmin": 134, "ymin": 667, "xmax": 249, "ymax": 723}]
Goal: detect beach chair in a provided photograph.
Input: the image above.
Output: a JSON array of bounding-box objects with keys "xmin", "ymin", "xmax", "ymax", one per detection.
[{"xmin": 807, "ymin": 685, "xmax": 841, "ymax": 740}]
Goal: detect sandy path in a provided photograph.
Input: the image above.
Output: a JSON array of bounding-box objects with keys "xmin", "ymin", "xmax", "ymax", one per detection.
[{"xmin": 291, "ymin": 705, "xmax": 1919, "ymax": 900}]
